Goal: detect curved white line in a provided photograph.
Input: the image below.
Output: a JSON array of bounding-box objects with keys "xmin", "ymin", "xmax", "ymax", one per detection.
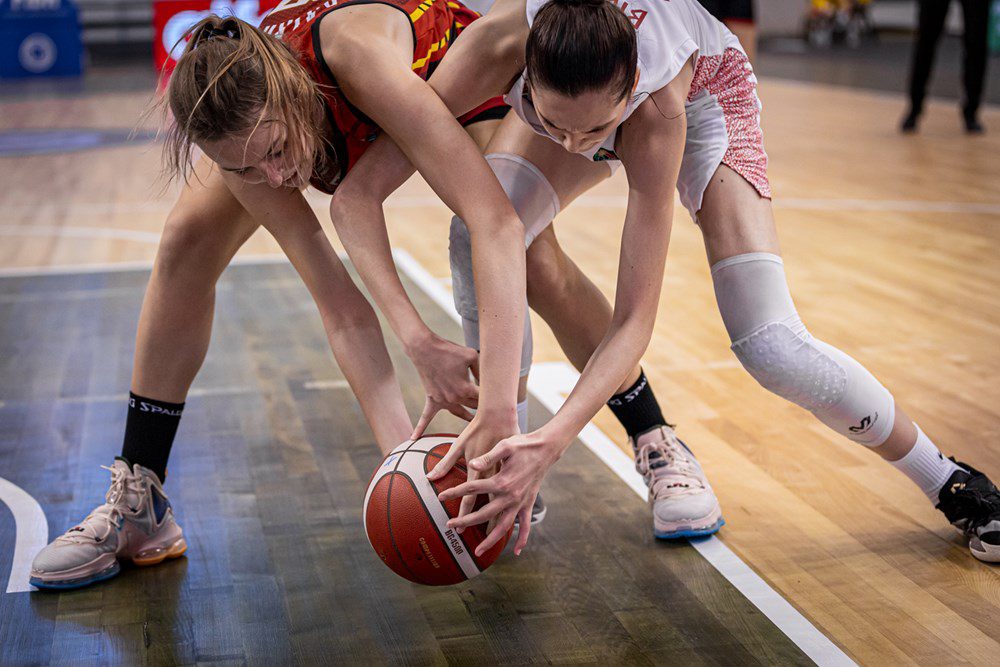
[
  {"xmin": 0, "ymin": 254, "xmax": 291, "ymax": 279},
  {"xmin": 0, "ymin": 477, "xmax": 48, "ymax": 593},
  {"xmin": 0, "ymin": 225, "xmax": 162, "ymax": 244}
]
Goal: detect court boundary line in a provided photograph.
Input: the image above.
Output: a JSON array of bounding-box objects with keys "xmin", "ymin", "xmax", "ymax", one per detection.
[
  {"xmin": 0, "ymin": 477, "xmax": 49, "ymax": 594},
  {"xmin": 392, "ymin": 248, "xmax": 857, "ymax": 667},
  {"xmin": 0, "ymin": 254, "xmax": 289, "ymax": 279},
  {"xmin": 3, "ymin": 194, "xmax": 999, "ymax": 220}
]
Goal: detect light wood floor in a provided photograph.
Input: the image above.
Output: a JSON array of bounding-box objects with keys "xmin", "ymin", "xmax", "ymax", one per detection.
[{"xmin": 2, "ymin": 79, "xmax": 998, "ymax": 664}]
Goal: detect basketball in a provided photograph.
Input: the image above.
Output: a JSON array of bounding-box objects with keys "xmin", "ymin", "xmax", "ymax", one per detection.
[{"xmin": 363, "ymin": 435, "xmax": 511, "ymax": 585}]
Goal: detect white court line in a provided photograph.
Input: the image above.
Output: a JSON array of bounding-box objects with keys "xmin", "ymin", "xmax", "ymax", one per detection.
[
  {"xmin": 393, "ymin": 247, "xmax": 856, "ymax": 667},
  {"xmin": 0, "ymin": 224, "xmax": 163, "ymax": 244},
  {"xmin": 379, "ymin": 194, "xmax": 1000, "ymax": 215},
  {"xmin": 302, "ymin": 380, "xmax": 352, "ymax": 391},
  {"xmin": 0, "ymin": 477, "xmax": 48, "ymax": 593},
  {"xmin": 0, "ymin": 253, "xmax": 290, "ymax": 279},
  {"xmin": 3, "ymin": 195, "xmax": 999, "ymax": 219}
]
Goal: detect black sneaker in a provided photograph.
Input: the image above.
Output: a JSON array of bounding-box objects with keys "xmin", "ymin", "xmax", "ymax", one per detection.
[
  {"xmin": 936, "ymin": 459, "xmax": 1000, "ymax": 563},
  {"xmin": 900, "ymin": 109, "xmax": 920, "ymax": 133},
  {"xmin": 963, "ymin": 112, "xmax": 985, "ymax": 135}
]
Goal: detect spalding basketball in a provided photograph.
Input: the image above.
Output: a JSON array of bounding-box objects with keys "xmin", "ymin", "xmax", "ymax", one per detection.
[{"xmin": 363, "ymin": 435, "xmax": 510, "ymax": 585}]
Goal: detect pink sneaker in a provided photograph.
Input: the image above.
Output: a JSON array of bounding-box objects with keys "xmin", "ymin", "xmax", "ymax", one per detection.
[
  {"xmin": 632, "ymin": 426, "xmax": 724, "ymax": 539},
  {"xmin": 30, "ymin": 459, "xmax": 186, "ymax": 590}
]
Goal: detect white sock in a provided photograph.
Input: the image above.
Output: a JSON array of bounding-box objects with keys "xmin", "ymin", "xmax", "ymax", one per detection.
[
  {"xmin": 889, "ymin": 424, "xmax": 961, "ymax": 500},
  {"xmin": 517, "ymin": 399, "xmax": 529, "ymax": 434}
]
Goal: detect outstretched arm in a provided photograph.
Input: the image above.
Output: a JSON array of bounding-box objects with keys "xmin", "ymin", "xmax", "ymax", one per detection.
[
  {"xmin": 221, "ymin": 172, "xmax": 412, "ymax": 453},
  {"xmin": 322, "ymin": 2, "xmax": 528, "ymax": 440},
  {"xmin": 440, "ymin": 75, "xmax": 692, "ymax": 555}
]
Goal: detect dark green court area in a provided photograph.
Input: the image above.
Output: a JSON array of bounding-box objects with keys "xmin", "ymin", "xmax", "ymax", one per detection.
[{"xmin": 0, "ymin": 262, "xmax": 811, "ymax": 665}]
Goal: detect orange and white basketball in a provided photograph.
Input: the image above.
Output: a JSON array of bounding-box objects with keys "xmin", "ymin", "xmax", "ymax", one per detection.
[{"xmin": 363, "ymin": 435, "xmax": 510, "ymax": 586}]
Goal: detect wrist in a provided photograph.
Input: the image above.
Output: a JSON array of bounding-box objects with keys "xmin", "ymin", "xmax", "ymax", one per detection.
[
  {"xmin": 401, "ymin": 323, "xmax": 435, "ymax": 356},
  {"xmin": 473, "ymin": 404, "xmax": 519, "ymax": 432},
  {"xmin": 538, "ymin": 421, "xmax": 574, "ymax": 458}
]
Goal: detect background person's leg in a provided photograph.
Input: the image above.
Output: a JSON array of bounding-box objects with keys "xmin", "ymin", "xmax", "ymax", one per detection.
[
  {"xmin": 903, "ymin": 0, "xmax": 951, "ymax": 131},
  {"xmin": 959, "ymin": 0, "xmax": 989, "ymax": 132}
]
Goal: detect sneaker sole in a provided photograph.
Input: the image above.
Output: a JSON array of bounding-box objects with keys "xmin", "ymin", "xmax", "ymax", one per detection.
[
  {"xmin": 133, "ymin": 537, "xmax": 188, "ymax": 567},
  {"xmin": 30, "ymin": 537, "xmax": 187, "ymax": 591},
  {"xmin": 970, "ymin": 537, "xmax": 1000, "ymax": 563},
  {"xmin": 654, "ymin": 517, "xmax": 726, "ymax": 540},
  {"xmin": 30, "ymin": 561, "xmax": 121, "ymax": 591}
]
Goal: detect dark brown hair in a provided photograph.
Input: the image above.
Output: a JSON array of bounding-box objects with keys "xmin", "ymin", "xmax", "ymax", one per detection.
[
  {"xmin": 160, "ymin": 15, "xmax": 326, "ymax": 181},
  {"xmin": 525, "ymin": 0, "xmax": 638, "ymax": 101}
]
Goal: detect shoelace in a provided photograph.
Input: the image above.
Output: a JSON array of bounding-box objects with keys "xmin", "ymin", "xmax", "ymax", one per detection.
[
  {"xmin": 56, "ymin": 465, "xmax": 146, "ymax": 545},
  {"xmin": 635, "ymin": 431, "xmax": 704, "ymax": 498}
]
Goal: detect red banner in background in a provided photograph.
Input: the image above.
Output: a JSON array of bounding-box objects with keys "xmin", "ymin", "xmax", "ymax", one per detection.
[{"xmin": 153, "ymin": 0, "xmax": 281, "ymax": 76}]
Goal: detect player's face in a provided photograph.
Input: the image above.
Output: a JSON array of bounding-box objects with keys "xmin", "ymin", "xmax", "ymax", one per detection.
[
  {"xmin": 530, "ymin": 83, "xmax": 629, "ymax": 154},
  {"xmin": 200, "ymin": 119, "xmax": 310, "ymax": 189}
]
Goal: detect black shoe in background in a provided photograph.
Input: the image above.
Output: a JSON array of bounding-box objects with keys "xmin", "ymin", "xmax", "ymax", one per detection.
[{"xmin": 963, "ymin": 111, "xmax": 985, "ymax": 134}]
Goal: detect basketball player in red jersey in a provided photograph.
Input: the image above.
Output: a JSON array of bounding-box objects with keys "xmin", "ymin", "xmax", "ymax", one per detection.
[
  {"xmin": 29, "ymin": 1, "xmax": 529, "ymax": 590},
  {"xmin": 337, "ymin": 0, "xmax": 999, "ymax": 563}
]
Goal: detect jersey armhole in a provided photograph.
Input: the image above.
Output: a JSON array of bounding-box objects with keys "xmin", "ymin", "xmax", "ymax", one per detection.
[
  {"xmin": 310, "ymin": 2, "xmax": 419, "ymax": 89},
  {"xmin": 659, "ymin": 39, "xmax": 698, "ymax": 93}
]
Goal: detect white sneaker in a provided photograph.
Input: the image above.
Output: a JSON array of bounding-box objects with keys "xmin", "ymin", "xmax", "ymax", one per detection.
[
  {"xmin": 632, "ymin": 426, "xmax": 724, "ymax": 539},
  {"xmin": 30, "ymin": 459, "xmax": 186, "ymax": 590}
]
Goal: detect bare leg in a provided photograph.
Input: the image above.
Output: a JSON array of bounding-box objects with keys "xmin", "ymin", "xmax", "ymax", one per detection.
[
  {"xmin": 132, "ymin": 160, "xmax": 259, "ymax": 401},
  {"xmin": 525, "ymin": 226, "xmax": 639, "ymax": 390},
  {"xmin": 133, "ymin": 160, "xmax": 412, "ymax": 454}
]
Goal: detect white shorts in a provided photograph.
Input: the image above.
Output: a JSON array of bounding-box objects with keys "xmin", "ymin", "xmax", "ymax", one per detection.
[{"xmin": 600, "ymin": 47, "xmax": 772, "ymax": 220}]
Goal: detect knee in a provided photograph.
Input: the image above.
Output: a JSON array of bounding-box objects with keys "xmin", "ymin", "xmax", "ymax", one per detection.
[
  {"xmin": 156, "ymin": 210, "xmax": 220, "ymax": 284},
  {"xmin": 731, "ymin": 320, "xmax": 847, "ymax": 413},
  {"xmin": 525, "ymin": 245, "xmax": 572, "ymax": 308},
  {"xmin": 731, "ymin": 321, "xmax": 895, "ymax": 446}
]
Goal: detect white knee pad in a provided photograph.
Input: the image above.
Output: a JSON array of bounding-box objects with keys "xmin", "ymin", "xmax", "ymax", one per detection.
[
  {"xmin": 449, "ymin": 153, "xmax": 558, "ymax": 376},
  {"xmin": 712, "ymin": 253, "xmax": 895, "ymax": 446}
]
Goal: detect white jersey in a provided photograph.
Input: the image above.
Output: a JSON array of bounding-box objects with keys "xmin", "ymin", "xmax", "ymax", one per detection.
[{"xmin": 505, "ymin": 0, "xmax": 743, "ymax": 162}]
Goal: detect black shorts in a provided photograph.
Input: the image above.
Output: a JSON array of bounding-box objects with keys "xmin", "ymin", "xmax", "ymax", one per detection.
[{"xmin": 698, "ymin": 0, "xmax": 754, "ymax": 23}]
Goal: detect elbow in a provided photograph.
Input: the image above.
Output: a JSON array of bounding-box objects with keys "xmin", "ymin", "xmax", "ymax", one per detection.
[
  {"xmin": 328, "ymin": 190, "xmax": 360, "ymax": 231},
  {"xmin": 329, "ymin": 178, "xmax": 387, "ymax": 225},
  {"xmin": 467, "ymin": 212, "xmax": 525, "ymax": 253},
  {"xmin": 328, "ymin": 191, "xmax": 349, "ymax": 230}
]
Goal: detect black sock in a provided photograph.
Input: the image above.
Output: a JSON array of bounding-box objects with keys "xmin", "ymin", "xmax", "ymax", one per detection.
[
  {"xmin": 120, "ymin": 392, "xmax": 184, "ymax": 482},
  {"xmin": 607, "ymin": 371, "xmax": 668, "ymax": 441}
]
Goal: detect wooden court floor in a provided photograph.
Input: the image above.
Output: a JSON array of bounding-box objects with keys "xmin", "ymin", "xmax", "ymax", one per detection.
[
  {"xmin": 1, "ymin": 76, "xmax": 999, "ymax": 664},
  {"xmin": 0, "ymin": 263, "xmax": 811, "ymax": 665}
]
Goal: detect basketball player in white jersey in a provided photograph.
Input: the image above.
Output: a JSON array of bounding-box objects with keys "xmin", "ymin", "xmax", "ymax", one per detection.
[{"xmin": 331, "ymin": 0, "xmax": 999, "ymax": 562}]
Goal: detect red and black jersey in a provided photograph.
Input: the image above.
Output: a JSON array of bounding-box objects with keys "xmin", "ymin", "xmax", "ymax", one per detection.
[{"xmin": 260, "ymin": 0, "xmax": 490, "ymax": 193}]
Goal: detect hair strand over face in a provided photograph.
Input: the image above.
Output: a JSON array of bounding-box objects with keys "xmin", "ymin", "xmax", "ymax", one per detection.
[{"xmin": 156, "ymin": 15, "xmax": 327, "ymax": 183}]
